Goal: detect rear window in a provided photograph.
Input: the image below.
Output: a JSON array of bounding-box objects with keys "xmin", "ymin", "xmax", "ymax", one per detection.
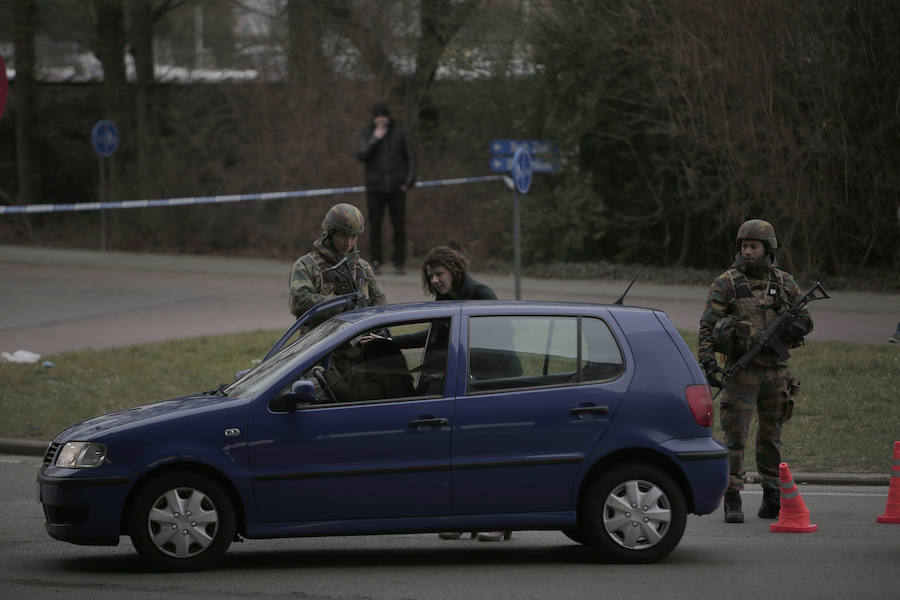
[{"xmin": 467, "ymin": 316, "xmax": 624, "ymax": 393}]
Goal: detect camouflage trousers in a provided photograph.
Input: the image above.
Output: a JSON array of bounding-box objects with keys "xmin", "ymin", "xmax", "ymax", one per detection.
[{"xmin": 720, "ymin": 364, "xmax": 791, "ymax": 492}]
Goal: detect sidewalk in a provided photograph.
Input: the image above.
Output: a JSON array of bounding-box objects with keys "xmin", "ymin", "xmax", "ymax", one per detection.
[
  {"xmin": 3, "ymin": 244, "xmax": 898, "ymax": 354},
  {"xmin": 2, "ymin": 436, "xmax": 888, "ymax": 485}
]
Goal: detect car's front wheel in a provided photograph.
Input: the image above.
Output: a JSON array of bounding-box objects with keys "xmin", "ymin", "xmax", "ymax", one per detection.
[
  {"xmin": 127, "ymin": 470, "xmax": 236, "ymax": 571},
  {"xmin": 582, "ymin": 463, "xmax": 686, "ymax": 563}
]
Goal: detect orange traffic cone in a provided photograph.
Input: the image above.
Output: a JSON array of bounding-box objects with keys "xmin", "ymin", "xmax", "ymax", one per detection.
[
  {"xmin": 877, "ymin": 441, "xmax": 900, "ymax": 524},
  {"xmin": 770, "ymin": 462, "xmax": 818, "ymax": 533}
]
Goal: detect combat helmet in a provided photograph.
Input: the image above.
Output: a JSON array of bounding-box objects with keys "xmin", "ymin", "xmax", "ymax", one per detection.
[
  {"xmin": 736, "ymin": 219, "xmax": 777, "ymax": 252},
  {"xmin": 322, "ymin": 203, "xmax": 365, "ymax": 235}
]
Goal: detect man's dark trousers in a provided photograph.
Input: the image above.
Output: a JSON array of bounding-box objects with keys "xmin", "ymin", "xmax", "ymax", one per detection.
[{"xmin": 367, "ymin": 190, "xmax": 406, "ymax": 269}]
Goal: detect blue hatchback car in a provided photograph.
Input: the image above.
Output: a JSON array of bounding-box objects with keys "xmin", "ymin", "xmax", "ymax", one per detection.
[{"xmin": 38, "ymin": 295, "xmax": 727, "ymax": 570}]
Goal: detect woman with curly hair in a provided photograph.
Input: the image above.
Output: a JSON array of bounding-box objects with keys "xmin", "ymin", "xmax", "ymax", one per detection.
[
  {"xmin": 421, "ymin": 245, "xmax": 497, "ymax": 300},
  {"xmin": 419, "ymin": 247, "xmax": 511, "ymax": 542}
]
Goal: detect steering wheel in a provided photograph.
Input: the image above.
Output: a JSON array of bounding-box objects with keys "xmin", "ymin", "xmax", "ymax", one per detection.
[{"xmin": 313, "ymin": 368, "xmax": 339, "ymax": 403}]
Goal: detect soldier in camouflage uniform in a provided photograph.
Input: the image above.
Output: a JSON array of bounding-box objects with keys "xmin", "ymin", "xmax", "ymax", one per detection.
[
  {"xmin": 289, "ymin": 203, "xmax": 386, "ymax": 327},
  {"xmin": 698, "ymin": 219, "xmax": 813, "ymax": 523}
]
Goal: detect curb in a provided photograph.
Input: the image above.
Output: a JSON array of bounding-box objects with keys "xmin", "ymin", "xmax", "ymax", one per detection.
[
  {"xmin": 757, "ymin": 472, "xmax": 890, "ymax": 487},
  {"xmin": 0, "ymin": 437, "xmax": 48, "ymax": 457},
  {"xmin": 0, "ymin": 437, "xmax": 891, "ymax": 485}
]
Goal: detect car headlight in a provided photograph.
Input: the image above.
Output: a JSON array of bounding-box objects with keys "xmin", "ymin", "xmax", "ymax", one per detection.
[{"xmin": 55, "ymin": 441, "xmax": 107, "ymax": 468}]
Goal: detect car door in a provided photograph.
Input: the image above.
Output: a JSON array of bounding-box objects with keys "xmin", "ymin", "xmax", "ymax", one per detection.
[
  {"xmin": 247, "ymin": 316, "xmax": 458, "ymax": 524},
  {"xmin": 450, "ymin": 310, "xmax": 631, "ymax": 515}
]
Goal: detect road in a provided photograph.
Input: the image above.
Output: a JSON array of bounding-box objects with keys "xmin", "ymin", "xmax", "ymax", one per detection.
[
  {"xmin": 2, "ymin": 244, "xmax": 898, "ymax": 356},
  {"xmin": 2, "ymin": 247, "xmax": 897, "ymax": 598},
  {"xmin": 0, "ymin": 454, "xmax": 896, "ymax": 600}
]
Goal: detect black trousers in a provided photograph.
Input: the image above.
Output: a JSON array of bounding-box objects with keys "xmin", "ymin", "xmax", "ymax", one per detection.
[{"xmin": 366, "ymin": 190, "xmax": 406, "ymax": 268}]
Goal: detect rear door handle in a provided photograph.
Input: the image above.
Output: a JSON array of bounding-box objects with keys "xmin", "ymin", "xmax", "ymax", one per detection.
[
  {"xmin": 408, "ymin": 417, "xmax": 448, "ymax": 428},
  {"xmin": 570, "ymin": 405, "xmax": 610, "ymax": 416}
]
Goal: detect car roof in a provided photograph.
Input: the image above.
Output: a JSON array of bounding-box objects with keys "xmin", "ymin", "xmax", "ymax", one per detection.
[{"xmin": 336, "ymin": 299, "xmax": 659, "ymax": 323}]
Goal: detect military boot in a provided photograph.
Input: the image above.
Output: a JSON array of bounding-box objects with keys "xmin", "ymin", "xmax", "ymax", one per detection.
[
  {"xmin": 723, "ymin": 489, "xmax": 744, "ymax": 523},
  {"xmin": 758, "ymin": 487, "xmax": 781, "ymax": 519}
]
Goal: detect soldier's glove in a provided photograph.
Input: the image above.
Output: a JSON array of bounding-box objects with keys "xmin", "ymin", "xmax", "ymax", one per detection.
[
  {"xmin": 341, "ymin": 291, "xmax": 365, "ymax": 310},
  {"xmin": 783, "ymin": 315, "xmax": 812, "ymax": 344},
  {"xmin": 701, "ymin": 358, "xmax": 723, "ymax": 388}
]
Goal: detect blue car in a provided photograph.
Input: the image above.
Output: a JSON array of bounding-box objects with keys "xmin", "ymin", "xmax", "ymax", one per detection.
[{"xmin": 38, "ymin": 295, "xmax": 727, "ymax": 570}]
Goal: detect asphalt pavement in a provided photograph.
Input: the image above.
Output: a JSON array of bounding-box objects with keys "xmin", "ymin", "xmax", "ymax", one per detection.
[{"xmin": 1, "ymin": 243, "xmax": 896, "ymax": 482}]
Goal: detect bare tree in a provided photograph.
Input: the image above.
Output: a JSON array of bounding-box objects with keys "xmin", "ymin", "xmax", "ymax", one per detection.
[{"xmin": 12, "ymin": 0, "xmax": 39, "ymax": 206}]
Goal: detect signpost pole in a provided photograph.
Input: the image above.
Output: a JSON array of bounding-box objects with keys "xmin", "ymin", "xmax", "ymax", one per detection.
[
  {"xmin": 510, "ymin": 148, "xmax": 532, "ymax": 301},
  {"xmin": 91, "ymin": 119, "xmax": 119, "ymax": 251},
  {"xmin": 513, "ymin": 188, "xmax": 521, "ymax": 300},
  {"xmin": 99, "ymin": 158, "xmax": 107, "ymax": 251},
  {"xmin": 491, "ymin": 141, "xmax": 545, "ymax": 301}
]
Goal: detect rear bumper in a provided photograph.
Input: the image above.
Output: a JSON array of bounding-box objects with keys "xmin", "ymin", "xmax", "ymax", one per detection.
[{"xmin": 662, "ymin": 438, "xmax": 729, "ymax": 514}]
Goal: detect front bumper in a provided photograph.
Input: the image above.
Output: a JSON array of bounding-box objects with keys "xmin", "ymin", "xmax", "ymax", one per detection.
[{"xmin": 38, "ymin": 471, "xmax": 131, "ymax": 546}]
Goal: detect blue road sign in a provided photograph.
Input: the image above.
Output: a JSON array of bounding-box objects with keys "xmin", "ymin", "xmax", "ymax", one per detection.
[
  {"xmin": 490, "ymin": 155, "xmax": 559, "ymax": 173},
  {"xmin": 491, "ymin": 139, "xmax": 558, "ymax": 156},
  {"xmin": 91, "ymin": 120, "xmax": 119, "ymax": 158},
  {"xmin": 512, "ymin": 148, "xmax": 532, "ymax": 194}
]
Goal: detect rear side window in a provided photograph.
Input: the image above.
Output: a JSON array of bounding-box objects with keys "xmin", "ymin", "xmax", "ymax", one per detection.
[
  {"xmin": 580, "ymin": 316, "xmax": 625, "ymax": 381},
  {"xmin": 468, "ymin": 316, "xmax": 623, "ymax": 393}
]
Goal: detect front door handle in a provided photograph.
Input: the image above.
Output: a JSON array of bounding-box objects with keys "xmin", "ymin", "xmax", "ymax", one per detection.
[
  {"xmin": 408, "ymin": 417, "xmax": 449, "ymax": 428},
  {"xmin": 571, "ymin": 405, "xmax": 610, "ymax": 416}
]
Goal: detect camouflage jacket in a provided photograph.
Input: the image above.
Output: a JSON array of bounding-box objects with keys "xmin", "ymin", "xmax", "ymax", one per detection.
[
  {"xmin": 698, "ymin": 264, "xmax": 809, "ymax": 368},
  {"xmin": 289, "ymin": 236, "xmax": 385, "ymax": 323}
]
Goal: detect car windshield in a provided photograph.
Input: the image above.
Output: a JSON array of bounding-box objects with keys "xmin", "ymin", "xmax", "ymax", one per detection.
[{"xmin": 224, "ymin": 318, "xmax": 352, "ymax": 398}]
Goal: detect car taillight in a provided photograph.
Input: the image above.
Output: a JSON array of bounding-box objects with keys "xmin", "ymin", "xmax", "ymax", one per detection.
[{"xmin": 685, "ymin": 384, "xmax": 713, "ymax": 427}]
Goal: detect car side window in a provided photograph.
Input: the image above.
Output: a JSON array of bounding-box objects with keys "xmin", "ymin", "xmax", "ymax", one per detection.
[
  {"xmin": 393, "ymin": 318, "xmax": 452, "ymax": 397},
  {"xmin": 468, "ymin": 316, "xmax": 623, "ymax": 393}
]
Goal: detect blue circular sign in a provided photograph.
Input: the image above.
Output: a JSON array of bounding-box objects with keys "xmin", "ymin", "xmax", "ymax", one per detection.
[
  {"xmin": 91, "ymin": 119, "xmax": 119, "ymax": 157},
  {"xmin": 512, "ymin": 147, "xmax": 532, "ymax": 194}
]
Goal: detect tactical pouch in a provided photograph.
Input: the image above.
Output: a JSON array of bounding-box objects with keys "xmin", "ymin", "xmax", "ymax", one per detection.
[
  {"xmin": 734, "ymin": 319, "xmax": 756, "ymax": 354},
  {"xmin": 784, "ymin": 399, "xmax": 794, "ymax": 421},
  {"xmin": 711, "ymin": 317, "xmax": 737, "ymax": 355},
  {"xmin": 785, "ymin": 377, "xmax": 800, "ymax": 421}
]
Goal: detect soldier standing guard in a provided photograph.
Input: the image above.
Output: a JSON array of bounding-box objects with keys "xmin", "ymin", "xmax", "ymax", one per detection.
[
  {"xmin": 698, "ymin": 219, "xmax": 813, "ymax": 523},
  {"xmin": 289, "ymin": 203, "xmax": 386, "ymax": 328}
]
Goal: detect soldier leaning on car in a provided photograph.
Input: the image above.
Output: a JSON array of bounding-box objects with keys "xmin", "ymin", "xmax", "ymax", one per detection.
[
  {"xmin": 289, "ymin": 203, "xmax": 386, "ymax": 327},
  {"xmin": 697, "ymin": 219, "xmax": 813, "ymax": 524}
]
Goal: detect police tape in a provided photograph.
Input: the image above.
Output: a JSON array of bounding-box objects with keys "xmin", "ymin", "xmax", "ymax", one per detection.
[{"xmin": 0, "ymin": 175, "xmax": 505, "ymax": 215}]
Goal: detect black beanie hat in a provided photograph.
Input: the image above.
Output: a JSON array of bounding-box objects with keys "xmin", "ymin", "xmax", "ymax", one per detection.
[{"xmin": 372, "ymin": 102, "xmax": 391, "ymax": 117}]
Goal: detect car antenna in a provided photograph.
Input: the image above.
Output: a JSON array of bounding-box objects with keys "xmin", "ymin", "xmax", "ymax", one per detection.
[{"xmin": 614, "ymin": 260, "xmax": 649, "ymax": 305}]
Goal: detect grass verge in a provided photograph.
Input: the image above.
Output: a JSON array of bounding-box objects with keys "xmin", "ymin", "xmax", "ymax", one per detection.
[
  {"xmin": 2, "ymin": 330, "xmax": 897, "ymax": 473},
  {"xmin": 679, "ymin": 331, "xmax": 899, "ymax": 473}
]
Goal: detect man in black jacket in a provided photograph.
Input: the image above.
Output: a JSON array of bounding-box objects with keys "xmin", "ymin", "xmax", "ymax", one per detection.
[{"xmin": 355, "ymin": 102, "xmax": 416, "ymax": 275}]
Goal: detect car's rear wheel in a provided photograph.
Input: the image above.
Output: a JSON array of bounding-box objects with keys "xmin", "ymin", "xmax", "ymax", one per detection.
[
  {"xmin": 582, "ymin": 463, "xmax": 686, "ymax": 563},
  {"xmin": 127, "ymin": 470, "xmax": 236, "ymax": 571}
]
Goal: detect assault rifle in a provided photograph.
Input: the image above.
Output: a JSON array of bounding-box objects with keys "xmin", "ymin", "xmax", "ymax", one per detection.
[{"xmin": 710, "ymin": 281, "xmax": 830, "ymax": 399}]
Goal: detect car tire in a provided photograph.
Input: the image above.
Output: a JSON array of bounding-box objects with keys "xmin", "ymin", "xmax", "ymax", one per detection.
[
  {"xmin": 560, "ymin": 526, "xmax": 589, "ymax": 545},
  {"xmin": 127, "ymin": 470, "xmax": 236, "ymax": 571},
  {"xmin": 581, "ymin": 463, "xmax": 686, "ymax": 563}
]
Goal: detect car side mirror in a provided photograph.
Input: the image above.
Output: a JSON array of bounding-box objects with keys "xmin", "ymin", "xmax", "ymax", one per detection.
[
  {"xmin": 269, "ymin": 379, "xmax": 317, "ymax": 412},
  {"xmin": 288, "ymin": 379, "xmax": 317, "ymax": 403}
]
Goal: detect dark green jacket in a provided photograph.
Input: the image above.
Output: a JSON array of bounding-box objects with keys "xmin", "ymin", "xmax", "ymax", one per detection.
[{"xmin": 436, "ymin": 273, "xmax": 497, "ymax": 301}]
